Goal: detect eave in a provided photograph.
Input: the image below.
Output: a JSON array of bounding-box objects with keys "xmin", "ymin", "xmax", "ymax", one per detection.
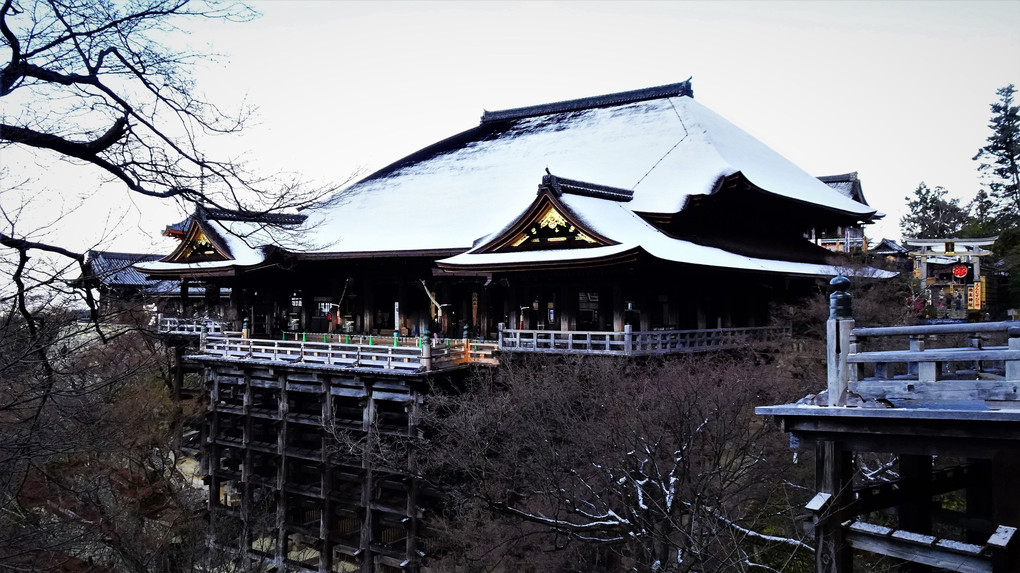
[
  {"xmin": 437, "ymin": 247, "xmax": 642, "ymax": 274},
  {"xmin": 293, "ymin": 248, "xmax": 466, "ymax": 261}
]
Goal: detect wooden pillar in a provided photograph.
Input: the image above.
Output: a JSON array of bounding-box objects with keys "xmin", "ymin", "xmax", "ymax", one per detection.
[
  {"xmin": 827, "ymin": 276, "xmax": 853, "ymax": 407},
  {"xmin": 180, "ymin": 278, "xmax": 190, "ymax": 315},
  {"xmin": 991, "ymin": 451, "xmax": 1020, "ymax": 572},
  {"xmin": 362, "ymin": 279, "xmax": 374, "ymax": 335},
  {"xmin": 228, "ymin": 282, "xmax": 241, "ymax": 327},
  {"xmin": 276, "ymin": 371, "xmax": 288, "ymax": 569},
  {"xmin": 897, "ymin": 455, "xmax": 933, "ymax": 573},
  {"xmin": 319, "ymin": 374, "xmax": 333, "ymax": 573},
  {"xmin": 172, "ymin": 343, "xmax": 184, "ymax": 401},
  {"xmin": 965, "ymin": 459, "xmax": 993, "ymax": 544},
  {"xmin": 405, "ymin": 391, "xmax": 422, "ymax": 572},
  {"xmin": 241, "ymin": 370, "xmax": 254, "ymax": 552},
  {"xmin": 612, "ymin": 282, "xmax": 623, "ymax": 332},
  {"xmin": 815, "ymin": 440, "xmax": 854, "ymax": 573},
  {"xmin": 359, "ymin": 380, "xmax": 375, "ymax": 573}
]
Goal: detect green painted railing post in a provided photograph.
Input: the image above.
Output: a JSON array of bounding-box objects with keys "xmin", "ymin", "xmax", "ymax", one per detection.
[
  {"xmin": 323, "ymin": 334, "xmax": 327, "ymax": 343},
  {"xmin": 345, "ymin": 334, "xmax": 350, "ymax": 344},
  {"xmin": 282, "ymin": 331, "xmax": 286, "ymax": 341},
  {"xmin": 302, "ymin": 332, "xmax": 306, "ymax": 342},
  {"xmin": 393, "ymin": 336, "xmax": 399, "ymax": 347},
  {"xmin": 369, "ymin": 335, "xmax": 373, "ymax": 346}
]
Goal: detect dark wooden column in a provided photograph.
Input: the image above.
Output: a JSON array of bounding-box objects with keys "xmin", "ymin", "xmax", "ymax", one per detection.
[
  {"xmin": 172, "ymin": 342, "xmax": 184, "ymax": 401},
  {"xmin": 965, "ymin": 459, "xmax": 993, "ymax": 544},
  {"xmin": 319, "ymin": 373, "xmax": 333, "ymax": 573},
  {"xmin": 897, "ymin": 454, "xmax": 933, "ymax": 573},
  {"xmin": 991, "ymin": 451, "xmax": 1020, "ymax": 572},
  {"xmin": 275, "ymin": 371, "xmax": 288, "ymax": 569},
  {"xmin": 359, "ymin": 380, "xmax": 375, "ymax": 573},
  {"xmin": 816, "ymin": 440, "xmax": 853, "ymax": 573}
]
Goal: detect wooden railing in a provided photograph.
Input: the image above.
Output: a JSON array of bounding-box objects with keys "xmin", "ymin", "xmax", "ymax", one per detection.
[
  {"xmin": 498, "ymin": 324, "xmax": 790, "ymax": 356},
  {"xmin": 196, "ymin": 334, "xmax": 498, "ymax": 372},
  {"xmin": 158, "ymin": 316, "xmax": 228, "ymax": 336},
  {"xmin": 192, "ymin": 325, "xmax": 789, "ymax": 370},
  {"xmin": 843, "ymin": 321, "xmax": 1020, "ymax": 406}
]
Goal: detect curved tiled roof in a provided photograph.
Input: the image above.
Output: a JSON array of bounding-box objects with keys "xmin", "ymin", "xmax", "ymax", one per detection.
[
  {"xmin": 296, "ymin": 83, "xmax": 876, "ymax": 256},
  {"xmin": 142, "ymin": 82, "xmax": 880, "ymax": 279}
]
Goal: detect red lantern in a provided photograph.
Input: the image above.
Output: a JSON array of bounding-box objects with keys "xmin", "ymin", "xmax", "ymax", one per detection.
[{"xmin": 952, "ymin": 265, "xmax": 968, "ymax": 278}]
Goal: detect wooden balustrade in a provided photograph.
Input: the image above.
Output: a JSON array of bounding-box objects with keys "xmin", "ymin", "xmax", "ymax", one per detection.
[
  {"xmin": 158, "ymin": 316, "xmax": 227, "ymax": 335},
  {"xmin": 198, "ymin": 334, "xmax": 498, "ymax": 372},
  {"xmin": 498, "ymin": 324, "xmax": 790, "ymax": 356},
  {"xmin": 838, "ymin": 321, "xmax": 1020, "ymax": 406},
  {"xmin": 195, "ymin": 325, "xmax": 788, "ymax": 370}
]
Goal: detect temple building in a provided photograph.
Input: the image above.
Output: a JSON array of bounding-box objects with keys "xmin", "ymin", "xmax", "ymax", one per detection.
[
  {"xmin": 138, "ymin": 80, "xmax": 882, "ymax": 341},
  {"xmin": 137, "ymin": 81, "xmax": 889, "ymax": 572}
]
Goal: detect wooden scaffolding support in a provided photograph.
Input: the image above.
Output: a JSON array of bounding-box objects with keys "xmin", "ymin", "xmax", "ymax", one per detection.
[
  {"xmin": 759, "ymin": 276, "xmax": 1020, "ymax": 573},
  {"xmin": 202, "ymin": 359, "xmax": 429, "ymax": 572}
]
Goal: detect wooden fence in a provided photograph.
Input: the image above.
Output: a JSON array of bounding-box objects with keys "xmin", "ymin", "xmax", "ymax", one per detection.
[
  {"xmin": 198, "ymin": 334, "xmax": 498, "ymax": 372},
  {"xmin": 193, "ymin": 325, "xmax": 790, "ymax": 370},
  {"xmin": 158, "ymin": 316, "xmax": 228, "ymax": 336},
  {"xmin": 498, "ymin": 324, "xmax": 790, "ymax": 356},
  {"xmin": 837, "ymin": 321, "xmax": 1020, "ymax": 406}
]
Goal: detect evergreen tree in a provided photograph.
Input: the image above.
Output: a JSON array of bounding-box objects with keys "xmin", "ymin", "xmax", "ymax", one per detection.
[
  {"xmin": 973, "ymin": 84, "xmax": 1020, "ymax": 226},
  {"xmin": 900, "ymin": 182, "xmax": 968, "ymax": 239},
  {"xmin": 960, "ymin": 188, "xmax": 999, "ymax": 237}
]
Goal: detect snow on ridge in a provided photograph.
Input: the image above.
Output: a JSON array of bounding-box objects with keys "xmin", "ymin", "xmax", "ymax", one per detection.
[{"xmin": 297, "ymin": 94, "xmax": 873, "ymax": 255}]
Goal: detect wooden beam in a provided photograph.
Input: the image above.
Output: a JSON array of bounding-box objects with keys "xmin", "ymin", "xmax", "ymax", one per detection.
[
  {"xmin": 846, "ymin": 526, "xmax": 991, "ymax": 573},
  {"xmin": 848, "ymin": 349, "xmax": 1020, "ymax": 364},
  {"xmin": 851, "ymin": 464, "xmax": 976, "ymax": 517},
  {"xmin": 851, "ymin": 380, "xmax": 1020, "ymax": 402},
  {"xmin": 816, "ymin": 440, "xmax": 853, "ymax": 573}
]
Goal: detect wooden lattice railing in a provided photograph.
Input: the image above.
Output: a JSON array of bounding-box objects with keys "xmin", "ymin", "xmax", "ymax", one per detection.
[
  {"xmin": 158, "ymin": 316, "xmax": 228, "ymax": 335},
  {"xmin": 498, "ymin": 324, "xmax": 790, "ymax": 356},
  {"xmin": 196, "ymin": 334, "xmax": 498, "ymax": 372},
  {"xmin": 836, "ymin": 321, "xmax": 1020, "ymax": 406}
]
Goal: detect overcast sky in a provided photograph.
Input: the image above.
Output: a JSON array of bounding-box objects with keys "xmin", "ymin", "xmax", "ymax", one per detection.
[{"xmin": 10, "ymin": 0, "xmax": 1020, "ymax": 253}]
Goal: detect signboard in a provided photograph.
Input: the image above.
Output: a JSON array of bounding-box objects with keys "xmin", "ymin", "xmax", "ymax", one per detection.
[{"xmin": 967, "ymin": 282, "xmax": 982, "ymax": 310}]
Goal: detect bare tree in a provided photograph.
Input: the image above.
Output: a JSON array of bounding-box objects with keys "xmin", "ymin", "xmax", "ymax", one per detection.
[
  {"xmin": 0, "ymin": 1, "xmax": 347, "ymax": 569},
  {"xmin": 419, "ymin": 354, "xmax": 817, "ymax": 572},
  {"xmin": 1, "ymin": 0, "xmax": 347, "ymax": 324}
]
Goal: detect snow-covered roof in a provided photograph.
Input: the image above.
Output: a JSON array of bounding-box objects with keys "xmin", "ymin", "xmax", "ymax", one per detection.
[
  {"xmin": 136, "ymin": 219, "xmax": 272, "ymax": 274},
  {"xmin": 293, "ymin": 81, "xmax": 875, "ymax": 256},
  {"xmin": 817, "ymin": 172, "xmax": 885, "ymax": 220},
  {"xmin": 440, "ymin": 184, "xmax": 893, "ymax": 278},
  {"xmin": 142, "ymin": 82, "xmax": 880, "ymax": 279},
  {"xmin": 870, "ymin": 238, "xmax": 909, "ymax": 255}
]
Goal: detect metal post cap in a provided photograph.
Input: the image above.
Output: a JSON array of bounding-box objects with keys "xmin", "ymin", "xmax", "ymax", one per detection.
[{"xmin": 829, "ymin": 274, "xmax": 852, "ymax": 319}]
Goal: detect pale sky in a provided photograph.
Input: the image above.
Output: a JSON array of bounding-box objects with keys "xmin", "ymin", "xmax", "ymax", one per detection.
[{"xmin": 6, "ymin": 0, "xmax": 1020, "ymax": 254}]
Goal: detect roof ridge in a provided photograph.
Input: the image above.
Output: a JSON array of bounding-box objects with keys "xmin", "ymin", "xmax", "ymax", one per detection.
[
  {"xmin": 89, "ymin": 250, "xmax": 164, "ymax": 260},
  {"xmin": 480, "ymin": 79, "xmax": 693, "ymax": 124},
  {"xmin": 817, "ymin": 171, "xmax": 859, "ymax": 182},
  {"xmin": 200, "ymin": 207, "xmax": 307, "ymax": 225},
  {"xmin": 541, "ymin": 172, "xmax": 633, "ymax": 202}
]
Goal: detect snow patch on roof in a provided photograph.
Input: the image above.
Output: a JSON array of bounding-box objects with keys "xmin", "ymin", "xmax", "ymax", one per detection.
[
  {"xmin": 136, "ymin": 220, "xmax": 269, "ymax": 272},
  {"xmin": 297, "ymin": 95, "xmax": 874, "ymax": 255},
  {"xmin": 443, "ymin": 192, "xmax": 894, "ymax": 278}
]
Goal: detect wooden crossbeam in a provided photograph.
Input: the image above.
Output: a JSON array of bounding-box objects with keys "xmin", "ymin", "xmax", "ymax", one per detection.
[
  {"xmin": 849, "ymin": 464, "xmax": 976, "ymax": 516},
  {"xmin": 846, "ymin": 521, "xmax": 993, "ymax": 573},
  {"xmin": 851, "ymin": 379, "xmax": 1020, "ymax": 402},
  {"xmin": 848, "ymin": 349, "xmax": 1020, "ymax": 364}
]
